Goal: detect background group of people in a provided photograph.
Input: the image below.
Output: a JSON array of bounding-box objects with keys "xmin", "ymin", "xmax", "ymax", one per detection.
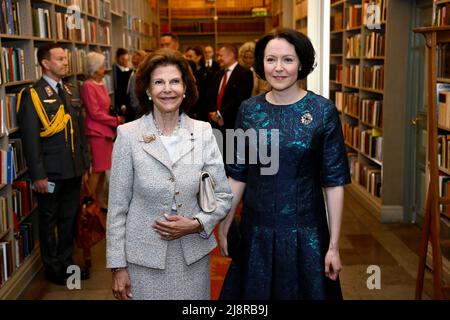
[{"xmin": 17, "ymin": 27, "xmax": 350, "ymax": 300}]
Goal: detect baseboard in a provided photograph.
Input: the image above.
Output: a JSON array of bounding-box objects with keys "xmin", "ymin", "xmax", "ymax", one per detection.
[{"xmin": 380, "ymin": 205, "xmax": 405, "ymax": 223}]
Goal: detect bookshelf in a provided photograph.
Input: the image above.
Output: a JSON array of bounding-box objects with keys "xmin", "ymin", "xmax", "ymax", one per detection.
[
  {"xmin": 414, "ymin": 2, "xmax": 450, "ymax": 299},
  {"xmin": 159, "ymin": 0, "xmax": 271, "ymax": 51},
  {"xmin": 0, "ymin": 0, "xmax": 156, "ymax": 299},
  {"xmin": 294, "ymin": 0, "xmax": 308, "ymax": 35},
  {"xmin": 329, "ymin": 0, "xmax": 412, "ymax": 221}
]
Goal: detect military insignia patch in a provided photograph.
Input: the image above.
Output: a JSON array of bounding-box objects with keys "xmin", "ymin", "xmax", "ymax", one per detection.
[
  {"xmin": 43, "ymin": 99, "xmax": 57, "ymax": 103},
  {"xmin": 300, "ymin": 112, "xmax": 313, "ymax": 125},
  {"xmin": 44, "ymin": 86, "xmax": 54, "ymax": 97},
  {"xmin": 64, "ymin": 84, "xmax": 72, "ymax": 96}
]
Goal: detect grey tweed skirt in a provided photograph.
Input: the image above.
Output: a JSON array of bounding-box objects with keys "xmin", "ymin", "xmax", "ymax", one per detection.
[{"xmin": 128, "ymin": 237, "xmax": 210, "ymax": 300}]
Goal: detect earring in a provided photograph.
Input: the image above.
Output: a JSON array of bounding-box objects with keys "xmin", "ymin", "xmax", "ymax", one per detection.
[
  {"xmin": 148, "ymin": 95, "xmax": 152, "ymax": 101},
  {"xmin": 146, "ymin": 89, "xmax": 152, "ymax": 100},
  {"xmin": 183, "ymin": 93, "xmax": 186, "ymax": 99},
  {"xmin": 299, "ymin": 66, "xmax": 302, "ymax": 71}
]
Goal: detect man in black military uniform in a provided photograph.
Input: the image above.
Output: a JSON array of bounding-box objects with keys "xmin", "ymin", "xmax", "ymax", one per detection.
[{"xmin": 17, "ymin": 43, "xmax": 90, "ymax": 285}]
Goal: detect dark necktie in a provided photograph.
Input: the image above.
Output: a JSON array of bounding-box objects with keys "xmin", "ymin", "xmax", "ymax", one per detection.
[
  {"xmin": 56, "ymin": 83, "xmax": 67, "ymax": 107},
  {"xmin": 216, "ymin": 69, "xmax": 228, "ymax": 110}
]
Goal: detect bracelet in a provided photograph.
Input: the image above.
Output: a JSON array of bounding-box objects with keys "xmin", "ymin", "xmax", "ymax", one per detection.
[
  {"xmin": 111, "ymin": 267, "xmax": 126, "ymax": 273},
  {"xmin": 193, "ymin": 217, "xmax": 204, "ymax": 232}
]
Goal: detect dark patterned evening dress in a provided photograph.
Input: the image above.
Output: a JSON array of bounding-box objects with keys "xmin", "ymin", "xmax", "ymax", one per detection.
[{"xmin": 220, "ymin": 91, "xmax": 351, "ymax": 300}]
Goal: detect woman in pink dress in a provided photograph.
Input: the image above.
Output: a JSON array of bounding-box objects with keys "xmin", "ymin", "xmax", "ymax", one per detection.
[{"xmin": 81, "ymin": 52, "xmax": 124, "ymax": 209}]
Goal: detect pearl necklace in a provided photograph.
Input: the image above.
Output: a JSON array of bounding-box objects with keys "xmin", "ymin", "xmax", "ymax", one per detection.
[{"xmin": 153, "ymin": 114, "xmax": 181, "ymax": 136}]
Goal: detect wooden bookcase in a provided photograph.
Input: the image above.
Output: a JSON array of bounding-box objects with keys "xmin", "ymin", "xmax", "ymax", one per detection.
[
  {"xmin": 0, "ymin": 0, "xmax": 157, "ymax": 300},
  {"xmin": 329, "ymin": 0, "xmax": 412, "ymax": 222},
  {"xmin": 159, "ymin": 0, "xmax": 271, "ymax": 51},
  {"xmin": 414, "ymin": 1, "xmax": 450, "ymax": 299},
  {"xmin": 294, "ymin": 0, "xmax": 308, "ymax": 35}
]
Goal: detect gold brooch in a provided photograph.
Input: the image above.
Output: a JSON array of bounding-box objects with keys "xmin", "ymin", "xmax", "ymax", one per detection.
[
  {"xmin": 142, "ymin": 134, "xmax": 156, "ymax": 143},
  {"xmin": 300, "ymin": 112, "xmax": 313, "ymax": 125}
]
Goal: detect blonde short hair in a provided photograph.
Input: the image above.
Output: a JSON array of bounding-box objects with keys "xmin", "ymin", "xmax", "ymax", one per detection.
[
  {"xmin": 84, "ymin": 52, "xmax": 105, "ymax": 77},
  {"xmin": 238, "ymin": 41, "xmax": 256, "ymax": 66}
]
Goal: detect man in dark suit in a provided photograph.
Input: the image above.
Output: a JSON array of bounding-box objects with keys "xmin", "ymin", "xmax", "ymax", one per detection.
[
  {"xmin": 208, "ymin": 44, "xmax": 253, "ymax": 163},
  {"xmin": 112, "ymin": 48, "xmax": 132, "ymax": 121},
  {"xmin": 204, "ymin": 45, "xmax": 220, "ymax": 74},
  {"xmin": 17, "ymin": 43, "xmax": 90, "ymax": 285}
]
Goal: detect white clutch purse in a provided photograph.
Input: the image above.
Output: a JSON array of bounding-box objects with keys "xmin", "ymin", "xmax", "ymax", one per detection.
[{"xmin": 198, "ymin": 171, "xmax": 217, "ymax": 213}]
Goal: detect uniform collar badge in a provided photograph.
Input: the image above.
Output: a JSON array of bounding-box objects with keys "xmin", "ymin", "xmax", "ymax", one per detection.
[
  {"xmin": 64, "ymin": 84, "xmax": 72, "ymax": 96},
  {"xmin": 44, "ymin": 86, "xmax": 54, "ymax": 97}
]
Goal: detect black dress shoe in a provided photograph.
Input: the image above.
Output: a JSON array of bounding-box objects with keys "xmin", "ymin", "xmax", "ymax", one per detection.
[{"xmin": 45, "ymin": 272, "xmax": 67, "ymax": 286}]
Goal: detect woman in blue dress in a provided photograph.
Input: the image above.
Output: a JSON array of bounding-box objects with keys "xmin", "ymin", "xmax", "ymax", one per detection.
[{"xmin": 218, "ymin": 28, "xmax": 351, "ymax": 300}]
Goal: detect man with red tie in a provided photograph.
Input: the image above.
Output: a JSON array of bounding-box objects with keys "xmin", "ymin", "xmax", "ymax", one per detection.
[{"xmin": 209, "ymin": 44, "xmax": 253, "ymax": 137}]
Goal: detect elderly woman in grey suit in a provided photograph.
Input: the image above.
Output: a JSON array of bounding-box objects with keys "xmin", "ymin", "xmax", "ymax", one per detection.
[{"xmin": 106, "ymin": 48, "xmax": 233, "ymax": 300}]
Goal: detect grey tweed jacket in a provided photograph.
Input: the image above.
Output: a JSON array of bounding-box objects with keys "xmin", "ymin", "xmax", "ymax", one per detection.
[{"xmin": 106, "ymin": 113, "xmax": 233, "ymax": 270}]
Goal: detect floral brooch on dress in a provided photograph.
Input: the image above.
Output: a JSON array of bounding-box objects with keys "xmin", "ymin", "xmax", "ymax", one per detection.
[{"xmin": 300, "ymin": 112, "xmax": 313, "ymax": 125}]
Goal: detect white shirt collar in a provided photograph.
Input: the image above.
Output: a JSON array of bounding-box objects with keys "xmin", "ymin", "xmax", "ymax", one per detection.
[
  {"xmin": 117, "ymin": 64, "xmax": 130, "ymax": 72},
  {"xmin": 226, "ymin": 61, "xmax": 238, "ymax": 73},
  {"xmin": 43, "ymin": 74, "xmax": 62, "ymax": 93}
]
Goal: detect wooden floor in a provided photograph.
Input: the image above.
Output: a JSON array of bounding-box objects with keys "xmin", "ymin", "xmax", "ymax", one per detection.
[{"xmin": 19, "ymin": 190, "xmax": 436, "ymax": 300}]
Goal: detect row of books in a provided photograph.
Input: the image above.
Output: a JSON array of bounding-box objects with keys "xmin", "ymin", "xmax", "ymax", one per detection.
[
  {"xmin": 343, "ymin": 64, "xmax": 360, "ymax": 87},
  {"xmin": 361, "ymin": 99, "xmax": 383, "ymax": 128},
  {"xmin": 1, "ymin": 94, "xmax": 18, "ymax": 134},
  {"xmin": 343, "ymin": 122, "xmax": 359, "ymax": 149},
  {"xmin": 87, "ymin": 20, "xmax": 110, "ymax": 45},
  {"xmin": 330, "ymin": 64, "xmax": 343, "ymax": 83},
  {"xmin": 360, "ymin": 129, "xmax": 383, "ymax": 162},
  {"xmin": 0, "ymin": 0, "xmax": 21, "ymax": 36},
  {"xmin": 9, "ymin": 139, "xmax": 26, "ymax": 178},
  {"xmin": 336, "ymin": 92, "xmax": 360, "ymax": 117},
  {"xmin": 32, "ymin": 7, "xmax": 52, "ymax": 39},
  {"xmin": 438, "ymin": 90, "xmax": 450, "ymax": 129},
  {"xmin": 55, "ymin": 13, "xmax": 86, "ymax": 43},
  {"xmin": 123, "ymin": 14, "xmax": 151, "ymax": 36},
  {"xmin": 0, "ymin": 47, "xmax": 25, "ymax": 84},
  {"xmin": 331, "ymin": 12, "xmax": 343, "ymax": 32},
  {"xmin": 0, "ymin": 148, "xmax": 16, "ymax": 185},
  {"xmin": 437, "ymin": 43, "xmax": 450, "ymax": 79},
  {"xmin": 432, "ymin": 0, "xmax": 450, "ymax": 27},
  {"xmin": 169, "ymin": 21, "xmax": 266, "ymax": 33},
  {"xmin": 352, "ymin": 158, "xmax": 383, "ymax": 197},
  {"xmin": 13, "ymin": 223, "xmax": 35, "ymax": 269},
  {"xmin": 345, "ymin": 34, "xmax": 362, "ymax": 58},
  {"xmin": 362, "ymin": 65, "xmax": 384, "ymax": 91},
  {"xmin": 338, "ymin": 31, "xmax": 385, "ymax": 58},
  {"xmin": 0, "ymin": 196, "xmax": 7, "ymax": 235},
  {"xmin": 335, "ymin": 92, "xmax": 383, "ymax": 129},
  {"xmin": 12, "ymin": 181, "xmax": 37, "ymax": 226},
  {"xmin": 439, "ymin": 175, "xmax": 450, "ymax": 215},
  {"xmin": 365, "ymin": 32, "xmax": 385, "ymax": 58},
  {"xmin": 0, "ymin": 240, "xmax": 13, "ymax": 286},
  {"xmin": 54, "ymin": 0, "xmax": 110, "ymax": 18},
  {"xmin": 346, "ymin": 4, "xmax": 363, "ymax": 29},
  {"xmin": 438, "ymin": 135, "xmax": 450, "ymax": 171}
]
